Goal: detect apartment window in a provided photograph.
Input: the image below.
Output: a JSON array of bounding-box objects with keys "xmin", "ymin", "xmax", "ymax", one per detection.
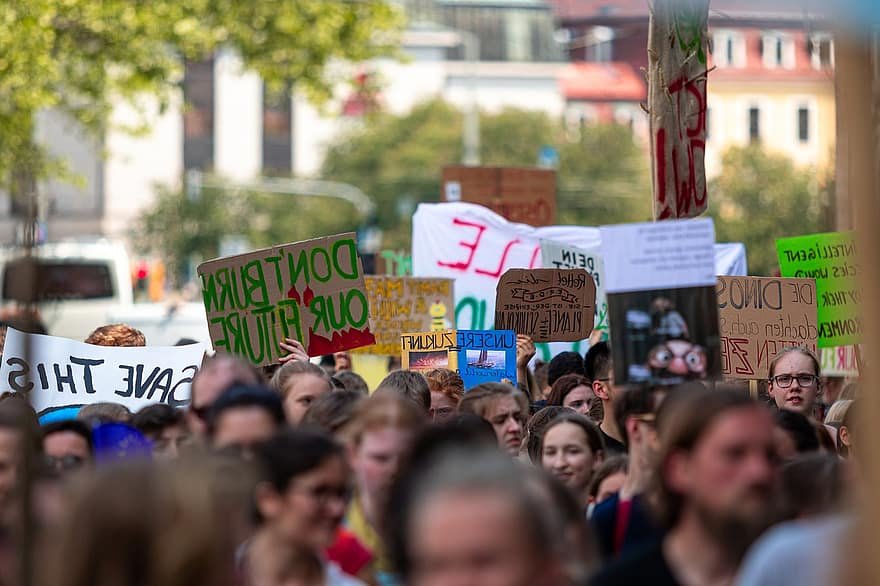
[
  {"xmin": 749, "ymin": 107, "xmax": 760, "ymax": 142},
  {"xmin": 797, "ymin": 106, "xmax": 810, "ymax": 142},
  {"xmin": 183, "ymin": 58, "xmax": 215, "ymax": 171},
  {"xmin": 809, "ymin": 34, "xmax": 834, "ymax": 69},
  {"xmin": 762, "ymin": 32, "xmax": 796, "ymax": 69},
  {"xmin": 262, "ymin": 85, "xmax": 292, "ymax": 173},
  {"xmin": 586, "ymin": 26, "xmax": 614, "ymax": 62},
  {"xmin": 712, "ymin": 31, "xmax": 745, "ymax": 67}
]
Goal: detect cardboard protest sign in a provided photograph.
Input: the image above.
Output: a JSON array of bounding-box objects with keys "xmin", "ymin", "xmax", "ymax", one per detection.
[
  {"xmin": 820, "ymin": 345, "xmax": 860, "ymax": 377},
  {"xmin": 456, "ymin": 330, "xmax": 517, "ymax": 389},
  {"xmin": 354, "ymin": 277, "xmax": 454, "ymax": 356},
  {"xmin": 717, "ymin": 276, "xmax": 818, "ymax": 379},
  {"xmin": 400, "ymin": 330, "xmax": 458, "ymax": 372},
  {"xmin": 495, "ymin": 269, "xmax": 595, "ymax": 343},
  {"xmin": 601, "ymin": 219, "xmax": 720, "ymax": 385},
  {"xmin": 776, "ymin": 231, "xmax": 860, "ymax": 347},
  {"xmin": 0, "ymin": 328, "xmax": 206, "ymax": 415},
  {"xmin": 197, "ymin": 233, "xmax": 375, "ymax": 366},
  {"xmin": 541, "ymin": 240, "xmax": 607, "ymax": 331},
  {"xmin": 442, "ymin": 166, "xmax": 557, "ymax": 226}
]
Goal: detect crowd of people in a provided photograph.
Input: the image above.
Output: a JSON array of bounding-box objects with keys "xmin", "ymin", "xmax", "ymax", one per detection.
[{"xmin": 0, "ymin": 320, "xmax": 864, "ymax": 586}]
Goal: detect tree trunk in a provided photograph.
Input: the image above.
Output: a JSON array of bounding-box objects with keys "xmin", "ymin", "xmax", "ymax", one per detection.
[{"xmin": 647, "ymin": 0, "xmax": 710, "ymax": 220}]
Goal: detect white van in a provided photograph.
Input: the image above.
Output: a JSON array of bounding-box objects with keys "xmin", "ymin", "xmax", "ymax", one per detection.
[{"xmin": 0, "ymin": 238, "xmax": 210, "ymax": 346}]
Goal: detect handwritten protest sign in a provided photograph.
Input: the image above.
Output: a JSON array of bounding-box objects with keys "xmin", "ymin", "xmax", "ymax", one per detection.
[
  {"xmin": 776, "ymin": 231, "xmax": 860, "ymax": 348},
  {"xmin": 400, "ymin": 329, "xmax": 517, "ymax": 387},
  {"xmin": 717, "ymin": 276, "xmax": 818, "ymax": 379},
  {"xmin": 820, "ymin": 345, "xmax": 860, "ymax": 377},
  {"xmin": 412, "ymin": 202, "xmax": 747, "ymax": 361},
  {"xmin": 401, "ymin": 330, "xmax": 458, "ymax": 372},
  {"xmin": 456, "ymin": 330, "xmax": 517, "ymax": 389},
  {"xmin": 442, "ymin": 166, "xmax": 556, "ymax": 226},
  {"xmin": 0, "ymin": 328, "xmax": 206, "ymax": 415},
  {"xmin": 354, "ymin": 277, "xmax": 454, "ymax": 356},
  {"xmin": 601, "ymin": 219, "xmax": 720, "ymax": 385},
  {"xmin": 197, "ymin": 233, "xmax": 375, "ymax": 367},
  {"xmin": 541, "ymin": 240, "xmax": 607, "ymax": 331},
  {"xmin": 495, "ymin": 269, "xmax": 595, "ymax": 343},
  {"xmin": 375, "ymin": 250, "xmax": 412, "ymax": 276}
]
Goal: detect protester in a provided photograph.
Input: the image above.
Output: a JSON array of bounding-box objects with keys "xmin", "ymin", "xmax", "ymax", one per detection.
[
  {"xmin": 346, "ymin": 395, "xmax": 424, "ymax": 583},
  {"xmin": 302, "ymin": 390, "xmax": 366, "ymax": 438},
  {"xmin": 526, "ymin": 406, "xmax": 568, "ymax": 463},
  {"xmin": 132, "ymin": 403, "xmax": 190, "ymax": 460},
  {"xmin": 251, "ymin": 429, "xmax": 366, "ymax": 586},
  {"xmin": 515, "ymin": 334, "xmax": 538, "ymax": 398},
  {"xmin": 84, "ymin": 323, "xmax": 146, "ymax": 346},
  {"xmin": 207, "ymin": 384, "xmax": 286, "ymax": 456},
  {"xmin": 590, "ymin": 386, "xmax": 663, "ymax": 560},
  {"xmin": 41, "ymin": 420, "xmax": 93, "ymax": 474},
  {"xmin": 767, "ymin": 346, "xmax": 822, "ymax": 418},
  {"xmin": 269, "ymin": 361, "xmax": 334, "ymax": 425},
  {"xmin": 187, "ymin": 354, "xmax": 261, "ymax": 436},
  {"xmin": 779, "ymin": 453, "xmax": 847, "ymax": 520},
  {"xmin": 773, "ymin": 408, "xmax": 821, "ymax": 460},
  {"xmin": 334, "ymin": 351, "xmax": 353, "ymax": 373},
  {"xmin": 588, "ymin": 455, "xmax": 628, "ymax": 508},
  {"xmin": 823, "ymin": 398, "xmax": 852, "ymax": 456},
  {"xmin": 591, "ymin": 389, "xmax": 780, "ymax": 586},
  {"xmin": 388, "ymin": 448, "xmax": 570, "ymax": 586},
  {"xmin": 247, "ymin": 535, "xmax": 326, "ymax": 586},
  {"xmin": 533, "ymin": 360, "xmax": 552, "ymax": 400},
  {"xmin": 539, "ymin": 411, "xmax": 604, "ymax": 506},
  {"xmin": 373, "ymin": 371, "xmax": 431, "ymax": 414},
  {"xmin": 547, "ymin": 351, "xmax": 585, "ymax": 387},
  {"xmin": 458, "ymin": 382, "xmax": 528, "ymax": 457},
  {"xmin": 424, "ymin": 368, "xmax": 463, "ymax": 423},
  {"xmin": 838, "ymin": 399, "xmax": 859, "ymax": 459},
  {"xmin": 333, "ymin": 370, "xmax": 370, "ymax": 395},
  {"xmin": 547, "ymin": 373, "xmax": 599, "ymax": 421},
  {"xmin": 584, "ymin": 342, "xmax": 626, "ymax": 455},
  {"xmin": 76, "ymin": 402, "xmax": 132, "ymax": 426}
]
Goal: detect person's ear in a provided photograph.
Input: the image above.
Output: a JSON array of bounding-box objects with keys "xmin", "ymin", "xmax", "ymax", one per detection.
[
  {"xmin": 625, "ymin": 416, "xmax": 640, "ymax": 444},
  {"xmin": 254, "ymin": 482, "xmax": 283, "ymax": 520},
  {"xmin": 839, "ymin": 425, "xmax": 851, "ymax": 448},
  {"xmin": 665, "ymin": 451, "xmax": 692, "ymax": 494},
  {"xmin": 593, "ymin": 380, "xmax": 608, "ymax": 401}
]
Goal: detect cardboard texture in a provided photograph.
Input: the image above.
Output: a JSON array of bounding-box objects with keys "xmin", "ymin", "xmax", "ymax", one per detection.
[
  {"xmin": 442, "ymin": 166, "xmax": 556, "ymax": 226},
  {"xmin": 353, "ymin": 277, "xmax": 454, "ymax": 356},
  {"xmin": 197, "ymin": 233, "xmax": 375, "ymax": 366},
  {"xmin": 0, "ymin": 328, "xmax": 207, "ymax": 415},
  {"xmin": 717, "ymin": 276, "xmax": 818, "ymax": 379},
  {"xmin": 776, "ymin": 231, "xmax": 860, "ymax": 347},
  {"xmin": 399, "ymin": 329, "xmax": 517, "ymax": 388},
  {"xmin": 494, "ymin": 269, "xmax": 595, "ymax": 342},
  {"xmin": 540, "ymin": 239, "xmax": 607, "ymax": 331}
]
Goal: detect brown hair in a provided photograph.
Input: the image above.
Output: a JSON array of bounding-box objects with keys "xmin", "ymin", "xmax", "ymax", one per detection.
[
  {"xmin": 268, "ymin": 361, "xmax": 331, "ymax": 399},
  {"xmin": 588, "ymin": 454, "xmax": 628, "ymax": 499},
  {"xmin": 654, "ymin": 388, "xmax": 758, "ymax": 528},
  {"xmin": 375, "ymin": 370, "xmax": 431, "ymax": 412},
  {"xmin": 424, "ymin": 368, "xmax": 464, "ymax": 406},
  {"xmin": 458, "ymin": 382, "xmax": 528, "ymax": 421},
  {"xmin": 539, "ymin": 411, "xmax": 605, "ymax": 460},
  {"xmin": 767, "ymin": 346, "xmax": 821, "ymax": 379},
  {"xmin": 77, "ymin": 402, "xmax": 132, "ymax": 425},
  {"xmin": 84, "ymin": 324, "xmax": 146, "ymax": 347},
  {"xmin": 546, "ymin": 374, "xmax": 603, "ymax": 422},
  {"xmin": 349, "ymin": 394, "xmax": 425, "ymax": 447},
  {"xmin": 526, "ymin": 406, "xmax": 568, "ymax": 463}
]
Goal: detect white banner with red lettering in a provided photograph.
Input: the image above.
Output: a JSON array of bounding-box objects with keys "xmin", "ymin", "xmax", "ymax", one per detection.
[{"xmin": 412, "ymin": 203, "xmax": 746, "ymax": 361}]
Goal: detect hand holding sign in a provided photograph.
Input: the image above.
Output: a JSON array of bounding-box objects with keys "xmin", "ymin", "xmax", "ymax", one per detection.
[{"xmin": 494, "ymin": 269, "xmax": 595, "ymax": 342}]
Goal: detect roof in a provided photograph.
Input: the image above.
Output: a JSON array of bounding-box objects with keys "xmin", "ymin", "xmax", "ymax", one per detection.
[
  {"xmin": 549, "ymin": 0, "xmax": 831, "ymax": 23},
  {"xmin": 559, "ymin": 62, "xmax": 646, "ymax": 101}
]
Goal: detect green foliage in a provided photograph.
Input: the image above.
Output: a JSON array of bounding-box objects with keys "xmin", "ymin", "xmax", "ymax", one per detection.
[
  {"xmin": 708, "ymin": 145, "xmax": 833, "ymax": 276},
  {"xmin": 320, "ymin": 99, "xmax": 652, "ymax": 249},
  {"xmin": 0, "ymin": 0, "xmax": 403, "ymax": 199}
]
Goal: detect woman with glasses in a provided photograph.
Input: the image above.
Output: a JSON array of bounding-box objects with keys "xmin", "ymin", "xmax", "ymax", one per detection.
[
  {"xmin": 251, "ymin": 428, "xmax": 367, "ymax": 586},
  {"xmin": 767, "ymin": 347, "xmax": 823, "ymax": 419}
]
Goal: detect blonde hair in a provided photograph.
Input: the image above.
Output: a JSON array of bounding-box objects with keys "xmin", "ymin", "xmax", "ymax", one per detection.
[
  {"xmin": 348, "ymin": 394, "xmax": 425, "ymax": 446},
  {"xmin": 85, "ymin": 324, "xmax": 146, "ymax": 347},
  {"xmin": 824, "ymin": 400, "xmax": 854, "ymax": 428},
  {"xmin": 269, "ymin": 360, "xmax": 331, "ymax": 399}
]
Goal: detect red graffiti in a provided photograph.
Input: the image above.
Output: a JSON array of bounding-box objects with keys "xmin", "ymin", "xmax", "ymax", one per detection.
[
  {"xmin": 307, "ymin": 327, "xmax": 376, "ymax": 357},
  {"xmin": 528, "ymin": 245, "xmax": 541, "ymax": 269},
  {"xmin": 437, "ymin": 218, "xmax": 488, "ymax": 271},
  {"xmin": 654, "ymin": 73, "xmax": 708, "ymax": 219},
  {"xmin": 475, "ymin": 238, "xmax": 521, "ymax": 278}
]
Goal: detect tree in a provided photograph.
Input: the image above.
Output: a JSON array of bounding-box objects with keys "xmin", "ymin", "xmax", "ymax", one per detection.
[
  {"xmin": 320, "ymin": 99, "xmax": 651, "ymax": 249},
  {"xmin": 0, "ymin": 1, "xmax": 403, "ymax": 222},
  {"xmin": 708, "ymin": 145, "xmax": 833, "ymax": 276}
]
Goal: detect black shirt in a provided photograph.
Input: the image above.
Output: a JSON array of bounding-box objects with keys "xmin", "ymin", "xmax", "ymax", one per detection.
[
  {"xmin": 589, "ymin": 540, "xmax": 679, "ymax": 586},
  {"xmin": 599, "ymin": 427, "xmax": 626, "ymax": 455}
]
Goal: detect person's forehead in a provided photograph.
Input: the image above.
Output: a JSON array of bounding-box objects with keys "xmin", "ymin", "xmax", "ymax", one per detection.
[
  {"xmin": 774, "ymin": 352, "xmax": 816, "ymax": 373},
  {"xmin": 697, "ymin": 407, "xmax": 772, "ymax": 449}
]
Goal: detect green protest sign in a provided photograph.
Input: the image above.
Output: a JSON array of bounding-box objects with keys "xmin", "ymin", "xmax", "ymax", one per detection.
[
  {"xmin": 197, "ymin": 233, "xmax": 376, "ymax": 366},
  {"xmin": 776, "ymin": 231, "xmax": 860, "ymax": 347}
]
